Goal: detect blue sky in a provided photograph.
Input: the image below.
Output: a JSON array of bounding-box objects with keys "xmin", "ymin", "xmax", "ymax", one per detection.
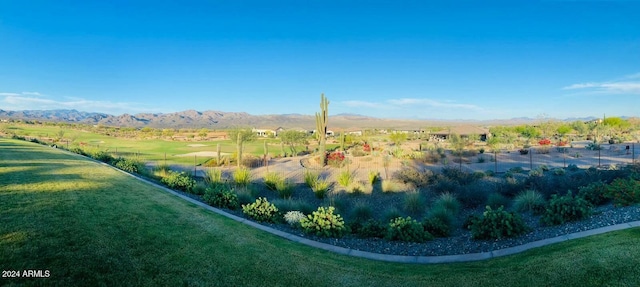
[{"xmin": 1, "ymin": 1, "xmax": 639, "ymax": 120}]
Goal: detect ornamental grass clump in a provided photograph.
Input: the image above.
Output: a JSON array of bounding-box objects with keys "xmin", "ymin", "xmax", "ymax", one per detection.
[
  {"xmin": 264, "ymin": 172, "xmax": 283, "ymax": 191},
  {"xmin": 337, "ymin": 170, "xmax": 353, "ymax": 187},
  {"xmin": 469, "ymin": 206, "xmax": 529, "ymax": 240},
  {"xmin": 233, "ymin": 167, "xmax": 252, "ymax": 187},
  {"xmin": 242, "ymin": 197, "xmax": 278, "ymax": 223},
  {"xmin": 300, "ymin": 206, "xmax": 347, "ymax": 238},
  {"xmin": 312, "ymin": 178, "xmax": 330, "ymax": 199},
  {"xmin": 204, "ymin": 168, "xmax": 223, "ymax": 186},
  {"xmin": 303, "ymin": 170, "xmax": 319, "ymax": 188},
  {"xmin": 385, "ymin": 216, "xmax": 433, "ymax": 243},
  {"xmin": 513, "ymin": 189, "xmax": 546, "ymax": 214}
]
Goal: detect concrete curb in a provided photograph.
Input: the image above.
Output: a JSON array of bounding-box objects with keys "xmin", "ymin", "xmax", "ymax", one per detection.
[{"xmin": 58, "ymin": 146, "xmax": 640, "ymax": 264}]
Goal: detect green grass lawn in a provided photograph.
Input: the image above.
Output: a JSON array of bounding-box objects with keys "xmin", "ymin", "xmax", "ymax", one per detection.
[{"xmin": 1, "ymin": 138, "xmax": 639, "ymax": 286}]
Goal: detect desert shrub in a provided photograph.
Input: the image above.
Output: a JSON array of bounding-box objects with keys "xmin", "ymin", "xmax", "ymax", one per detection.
[
  {"xmin": 275, "ymin": 179, "xmax": 294, "ymax": 198},
  {"xmin": 567, "ymin": 164, "xmax": 579, "ymax": 171},
  {"xmin": 204, "ymin": 168, "xmax": 223, "ymax": 186},
  {"xmin": 552, "ymin": 168, "xmax": 566, "ymax": 176},
  {"xmin": 585, "ymin": 142, "xmax": 602, "ymax": 150},
  {"xmin": 469, "ymin": 206, "xmax": 529, "ymax": 240},
  {"xmin": 337, "ymin": 170, "xmax": 354, "ymax": 187},
  {"xmin": 236, "ymin": 188, "xmax": 256, "ymax": 206},
  {"xmin": 242, "ymin": 197, "xmax": 278, "ymax": 223},
  {"xmin": 327, "ymin": 151, "xmax": 346, "ymax": 167},
  {"xmin": 422, "ymin": 217, "xmax": 451, "ymax": 238},
  {"xmin": 513, "ymin": 189, "xmax": 546, "ymax": 214},
  {"xmin": 161, "ymin": 171, "xmax": 196, "ymax": 192},
  {"xmin": 112, "ymin": 157, "xmax": 143, "ymax": 174},
  {"xmin": 300, "ymin": 206, "xmax": 347, "ymax": 238},
  {"xmin": 346, "ymin": 181, "xmax": 368, "ymax": 194},
  {"xmin": 312, "ymin": 179, "xmax": 330, "ymax": 199},
  {"xmin": 487, "ymin": 193, "xmax": 510, "ymax": 209},
  {"xmin": 496, "ymin": 176, "xmax": 526, "ymax": 198},
  {"xmin": 191, "ymin": 182, "xmax": 207, "ymax": 195},
  {"xmin": 541, "ymin": 192, "xmax": 592, "ymax": 226},
  {"xmin": 604, "ymin": 178, "xmax": 640, "ymax": 206},
  {"xmin": 283, "ymin": 211, "xmax": 306, "ymax": 228},
  {"xmin": 351, "ymin": 219, "xmax": 386, "ymax": 239},
  {"xmin": 452, "ymin": 181, "xmax": 491, "ymax": 208},
  {"xmin": 393, "ymin": 167, "xmax": 431, "ymax": 187},
  {"xmin": 69, "ymin": 147, "xmax": 87, "ymax": 156},
  {"xmin": 529, "ymin": 168, "xmax": 543, "ymax": 177},
  {"xmin": 368, "ymin": 171, "xmax": 380, "ymax": 185},
  {"xmin": 403, "ymin": 192, "xmax": 426, "ymax": 216},
  {"xmin": 381, "ymin": 180, "xmax": 404, "ymax": 193},
  {"xmin": 578, "ymin": 181, "xmax": 609, "ymax": 206},
  {"xmin": 203, "ymin": 186, "xmax": 239, "ymax": 209},
  {"xmin": 303, "ymin": 170, "xmax": 319, "ymax": 188},
  {"xmin": 233, "ymin": 167, "xmax": 252, "ymax": 187},
  {"xmin": 441, "ymin": 166, "xmax": 477, "ymax": 185},
  {"xmin": 271, "ymin": 198, "xmax": 314, "ymax": 214},
  {"xmin": 430, "ymin": 176, "xmax": 461, "ymax": 195},
  {"xmin": 386, "ymin": 217, "xmax": 433, "ymax": 243},
  {"xmin": 92, "ymin": 150, "xmax": 114, "ymax": 163}
]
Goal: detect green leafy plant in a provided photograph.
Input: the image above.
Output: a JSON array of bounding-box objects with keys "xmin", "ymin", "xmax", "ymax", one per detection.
[
  {"xmin": 161, "ymin": 171, "xmax": 196, "ymax": 192},
  {"xmin": 351, "ymin": 219, "xmax": 386, "ymax": 239},
  {"xmin": 604, "ymin": 178, "xmax": 640, "ymax": 206},
  {"xmin": 233, "ymin": 167, "xmax": 252, "ymax": 187},
  {"xmin": 300, "ymin": 206, "xmax": 347, "ymax": 238},
  {"xmin": 578, "ymin": 181, "xmax": 609, "ymax": 206},
  {"xmin": 112, "ymin": 157, "xmax": 143, "ymax": 174},
  {"xmin": 422, "ymin": 217, "xmax": 451, "ymax": 238},
  {"xmin": 203, "ymin": 186, "xmax": 239, "ymax": 210},
  {"xmin": 385, "ymin": 216, "xmax": 433, "ymax": 243},
  {"xmin": 242, "ymin": 197, "xmax": 279, "ymax": 223},
  {"xmin": 541, "ymin": 192, "xmax": 592, "ymax": 226},
  {"xmin": 469, "ymin": 206, "xmax": 529, "ymax": 240}
]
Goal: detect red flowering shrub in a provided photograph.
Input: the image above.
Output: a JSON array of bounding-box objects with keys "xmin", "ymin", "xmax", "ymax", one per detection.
[
  {"xmin": 363, "ymin": 143, "xmax": 371, "ymax": 152},
  {"xmin": 327, "ymin": 151, "xmax": 346, "ymax": 167},
  {"xmin": 538, "ymin": 139, "xmax": 551, "ymax": 146},
  {"xmin": 556, "ymin": 141, "xmax": 568, "ymax": 146}
]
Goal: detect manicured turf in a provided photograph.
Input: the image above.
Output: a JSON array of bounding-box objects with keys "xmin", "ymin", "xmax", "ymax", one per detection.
[{"xmin": 1, "ymin": 138, "xmax": 639, "ymax": 286}]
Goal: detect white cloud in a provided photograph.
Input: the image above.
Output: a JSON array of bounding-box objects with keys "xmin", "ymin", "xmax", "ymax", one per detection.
[
  {"xmin": 341, "ymin": 100, "xmax": 389, "ymax": 109},
  {"xmin": 0, "ymin": 92, "xmax": 161, "ymax": 115},
  {"xmin": 563, "ymin": 73, "xmax": 640, "ymax": 95},
  {"xmin": 387, "ymin": 98, "xmax": 482, "ymax": 110}
]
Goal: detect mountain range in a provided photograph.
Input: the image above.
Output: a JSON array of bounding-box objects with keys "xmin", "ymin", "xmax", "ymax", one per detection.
[{"xmin": 0, "ymin": 109, "xmax": 601, "ymax": 130}]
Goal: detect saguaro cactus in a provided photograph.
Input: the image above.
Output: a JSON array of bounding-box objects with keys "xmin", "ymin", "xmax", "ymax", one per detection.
[{"xmin": 315, "ymin": 93, "xmax": 329, "ymax": 164}]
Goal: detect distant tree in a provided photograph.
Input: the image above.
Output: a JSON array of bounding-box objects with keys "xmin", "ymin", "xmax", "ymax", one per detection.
[
  {"xmin": 280, "ymin": 130, "xmax": 307, "ymax": 156},
  {"xmin": 389, "ymin": 132, "xmax": 408, "ymax": 146},
  {"xmin": 198, "ymin": 128, "xmax": 209, "ymax": 140},
  {"xmin": 556, "ymin": 124, "xmax": 572, "ymax": 140},
  {"xmin": 570, "ymin": 121, "xmax": 588, "ymax": 136}
]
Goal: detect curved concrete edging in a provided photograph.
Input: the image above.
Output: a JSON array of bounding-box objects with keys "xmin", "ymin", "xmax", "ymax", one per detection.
[{"xmin": 67, "ymin": 148, "xmax": 640, "ymax": 264}]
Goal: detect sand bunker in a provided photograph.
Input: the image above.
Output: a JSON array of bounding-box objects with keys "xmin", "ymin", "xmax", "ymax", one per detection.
[{"xmin": 175, "ymin": 151, "xmax": 228, "ymax": 157}]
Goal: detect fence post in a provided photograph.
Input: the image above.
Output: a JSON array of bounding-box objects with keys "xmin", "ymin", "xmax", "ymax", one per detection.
[{"xmin": 529, "ymin": 148, "xmax": 533, "ymax": 170}]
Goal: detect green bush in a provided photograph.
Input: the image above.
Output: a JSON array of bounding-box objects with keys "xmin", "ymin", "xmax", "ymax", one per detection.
[
  {"xmin": 486, "ymin": 193, "xmax": 510, "ymax": 209},
  {"xmin": 242, "ymin": 197, "xmax": 279, "ymax": 223},
  {"xmin": 578, "ymin": 181, "xmax": 609, "ymax": 206},
  {"xmin": 350, "ymin": 203, "xmax": 373, "ymax": 222},
  {"xmin": 300, "ymin": 206, "xmax": 347, "ymax": 238},
  {"xmin": 233, "ymin": 167, "xmax": 252, "ymax": 187},
  {"xmin": 92, "ymin": 150, "xmax": 114, "ymax": 163},
  {"xmin": 161, "ymin": 171, "xmax": 196, "ymax": 192},
  {"xmin": 604, "ymin": 178, "xmax": 640, "ymax": 206},
  {"xmin": 112, "ymin": 157, "xmax": 143, "ymax": 174},
  {"xmin": 351, "ymin": 219, "xmax": 386, "ymax": 239},
  {"xmin": 513, "ymin": 189, "xmax": 546, "ymax": 214},
  {"xmin": 541, "ymin": 192, "xmax": 592, "ymax": 226},
  {"xmin": 422, "ymin": 217, "xmax": 451, "ymax": 238},
  {"xmin": 433, "ymin": 192, "xmax": 461, "ymax": 214},
  {"xmin": 441, "ymin": 166, "xmax": 477, "ymax": 185},
  {"xmin": 469, "ymin": 206, "xmax": 529, "ymax": 240},
  {"xmin": 203, "ymin": 186, "xmax": 239, "ymax": 209},
  {"xmin": 385, "ymin": 216, "xmax": 433, "ymax": 243}
]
